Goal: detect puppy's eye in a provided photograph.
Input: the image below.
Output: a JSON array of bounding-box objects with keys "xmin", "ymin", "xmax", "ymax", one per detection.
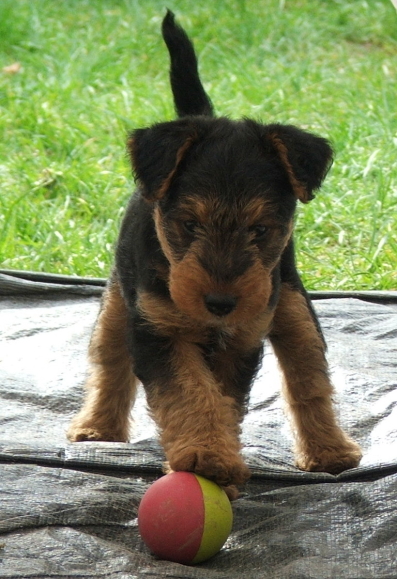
[
  {"xmin": 183, "ymin": 220, "xmax": 200, "ymax": 234},
  {"xmin": 249, "ymin": 224, "xmax": 267, "ymax": 240}
]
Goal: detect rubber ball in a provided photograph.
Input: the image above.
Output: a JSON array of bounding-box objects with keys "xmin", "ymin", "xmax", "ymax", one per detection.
[{"xmin": 138, "ymin": 471, "xmax": 233, "ymax": 565}]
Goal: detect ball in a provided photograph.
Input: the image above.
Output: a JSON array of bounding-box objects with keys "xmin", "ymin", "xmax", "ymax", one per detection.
[{"xmin": 138, "ymin": 471, "xmax": 233, "ymax": 565}]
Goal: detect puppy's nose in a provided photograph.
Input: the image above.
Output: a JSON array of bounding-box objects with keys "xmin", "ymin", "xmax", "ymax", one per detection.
[{"xmin": 204, "ymin": 294, "xmax": 237, "ymax": 317}]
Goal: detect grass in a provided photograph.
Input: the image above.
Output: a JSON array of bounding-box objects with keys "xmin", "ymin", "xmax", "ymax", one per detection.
[{"xmin": 0, "ymin": 0, "xmax": 396, "ymax": 289}]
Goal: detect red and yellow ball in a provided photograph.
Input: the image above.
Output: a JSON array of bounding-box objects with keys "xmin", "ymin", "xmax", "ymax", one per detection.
[{"xmin": 138, "ymin": 471, "xmax": 233, "ymax": 565}]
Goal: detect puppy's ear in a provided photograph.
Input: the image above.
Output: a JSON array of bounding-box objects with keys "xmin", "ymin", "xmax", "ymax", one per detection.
[
  {"xmin": 262, "ymin": 124, "xmax": 333, "ymax": 203},
  {"xmin": 127, "ymin": 120, "xmax": 199, "ymax": 201}
]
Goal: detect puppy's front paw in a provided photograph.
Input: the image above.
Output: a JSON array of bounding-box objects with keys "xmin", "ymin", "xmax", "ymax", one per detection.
[
  {"xmin": 296, "ymin": 436, "xmax": 362, "ymax": 474},
  {"xmin": 167, "ymin": 445, "xmax": 250, "ymax": 488},
  {"xmin": 163, "ymin": 459, "xmax": 242, "ymax": 500},
  {"xmin": 67, "ymin": 416, "xmax": 129, "ymax": 443}
]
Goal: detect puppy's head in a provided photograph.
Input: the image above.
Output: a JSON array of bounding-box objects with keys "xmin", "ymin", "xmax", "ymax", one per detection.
[{"xmin": 128, "ymin": 118, "xmax": 332, "ymax": 326}]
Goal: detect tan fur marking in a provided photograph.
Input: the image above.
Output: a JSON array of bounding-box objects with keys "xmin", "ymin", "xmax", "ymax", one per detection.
[
  {"xmin": 176, "ymin": 196, "xmax": 215, "ymax": 224},
  {"xmin": 230, "ymin": 259, "xmax": 272, "ymax": 322},
  {"xmin": 176, "ymin": 197, "xmax": 278, "ymax": 229},
  {"xmin": 168, "ymin": 251, "xmax": 275, "ymax": 327},
  {"xmin": 67, "ymin": 279, "xmax": 137, "ymax": 442},
  {"xmin": 242, "ymin": 197, "xmax": 278, "ymax": 227},
  {"xmin": 268, "ymin": 133, "xmax": 309, "ymax": 203},
  {"xmin": 137, "ymin": 290, "xmax": 206, "ymax": 338},
  {"xmin": 153, "ymin": 206, "xmax": 175, "ymax": 265},
  {"xmin": 270, "ymin": 284, "xmax": 362, "ymax": 473},
  {"xmin": 156, "ymin": 135, "xmax": 197, "ymax": 200}
]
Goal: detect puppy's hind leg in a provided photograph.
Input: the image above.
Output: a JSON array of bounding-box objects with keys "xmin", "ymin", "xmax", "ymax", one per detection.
[{"xmin": 67, "ymin": 277, "xmax": 137, "ymax": 443}]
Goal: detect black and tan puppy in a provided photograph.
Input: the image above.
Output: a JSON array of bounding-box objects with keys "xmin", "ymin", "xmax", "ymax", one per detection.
[{"xmin": 68, "ymin": 11, "xmax": 361, "ymax": 496}]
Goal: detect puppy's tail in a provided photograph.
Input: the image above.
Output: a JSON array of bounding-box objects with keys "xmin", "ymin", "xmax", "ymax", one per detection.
[{"xmin": 162, "ymin": 10, "xmax": 214, "ymax": 117}]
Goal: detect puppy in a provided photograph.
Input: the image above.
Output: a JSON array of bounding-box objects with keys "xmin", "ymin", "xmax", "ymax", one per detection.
[{"xmin": 68, "ymin": 11, "xmax": 362, "ymax": 496}]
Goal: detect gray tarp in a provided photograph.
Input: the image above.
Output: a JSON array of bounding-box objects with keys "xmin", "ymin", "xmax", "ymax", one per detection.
[{"xmin": 0, "ymin": 270, "xmax": 397, "ymax": 578}]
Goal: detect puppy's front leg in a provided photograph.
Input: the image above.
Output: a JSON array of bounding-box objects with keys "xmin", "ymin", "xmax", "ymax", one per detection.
[
  {"xmin": 67, "ymin": 279, "xmax": 138, "ymax": 443},
  {"xmin": 269, "ymin": 283, "xmax": 362, "ymax": 474},
  {"xmin": 134, "ymin": 324, "xmax": 250, "ymax": 489}
]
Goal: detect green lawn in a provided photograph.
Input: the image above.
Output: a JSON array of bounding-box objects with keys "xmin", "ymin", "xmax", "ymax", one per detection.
[{"xmin": 0, "ymin": 0, "xmax": 396, "ymax": 289}]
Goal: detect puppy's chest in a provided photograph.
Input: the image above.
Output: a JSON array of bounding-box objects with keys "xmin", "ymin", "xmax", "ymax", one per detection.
[{"xmin": 198, "ymin": 328, "xmax": 238, "ymax": 368}]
